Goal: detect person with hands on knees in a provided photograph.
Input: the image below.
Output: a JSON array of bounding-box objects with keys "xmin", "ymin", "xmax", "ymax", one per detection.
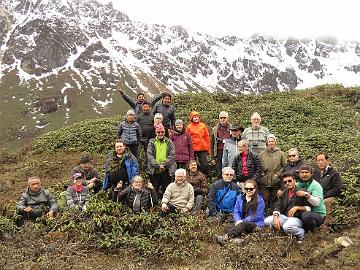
[
  {"xmin": 161, "ymin": 169, "xmax": 194, "ymax": 216},
  {"xmin": 66, "ymin": 173, "xmax": 90, "ymax": 211},
  {"xmin": 186, "ymin": 160, "xmax": 209, "ymax": 212},
  {"xmin": 264, "ymin": 172, "xmax": 308, "ymax": 241},
  {"xmin": 16, "ymin": 176, "xmax": 58, "ymax": 226},
  {"xmin": 214, "ymin": 179, "xmax": 265, "ymax": 245}
]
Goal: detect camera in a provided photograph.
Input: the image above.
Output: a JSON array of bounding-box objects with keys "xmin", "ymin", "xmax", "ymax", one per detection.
[{"xmin": 252, "ymin": 141, "xmax": 259, "ymax": 147}]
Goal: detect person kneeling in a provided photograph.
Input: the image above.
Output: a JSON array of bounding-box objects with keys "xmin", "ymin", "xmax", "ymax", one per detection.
[
  {"xmin": 214, "ymin": 180, "xmax": 265, "ymax": 245},
  {"xmin": 113, "ymin": 175, "xmax": 158, "ymax": 213},
  {"xmin": 66, "ymin": 173, "xmax": 90, "ymax": 211},
  {"xmin": 161, "ymin": 169, "xmax": 194, "ymax": 216}
]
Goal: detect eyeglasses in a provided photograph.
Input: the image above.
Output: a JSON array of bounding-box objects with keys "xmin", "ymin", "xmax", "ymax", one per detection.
[
  {"xmin": 283, "ymin": 180, "xmax": 293, "ymax": 184},
  {"xmin": 156, "ymin": 131, "xmax": 165, "ymax": 134},
  {"xmin": 244, "ymin": 187, "xmax": 255, "ymax": 191},
  {"xmin": 288, "ymin": 154, "xmax": 296, "ymax": 157},
  {"xmin": 224, "ymin": 173, "xmax": 234, "ymax": 176}
]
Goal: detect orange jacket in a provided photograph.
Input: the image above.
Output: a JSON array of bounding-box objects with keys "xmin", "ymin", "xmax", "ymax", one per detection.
[{"xmin": 186, "ymin": 111, "xmax": 210, "ymax": 153}]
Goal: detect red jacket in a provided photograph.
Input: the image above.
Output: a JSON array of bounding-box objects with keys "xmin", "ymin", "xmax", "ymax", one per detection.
[{"xmin": 186, "ymin": 111, "xmax": 210, "ymax": 153}]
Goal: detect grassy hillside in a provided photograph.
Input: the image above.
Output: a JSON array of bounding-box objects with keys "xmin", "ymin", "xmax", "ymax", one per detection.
[{"xmin": 0, "ymin": 84, "xmax": 359, "ymax": 269}]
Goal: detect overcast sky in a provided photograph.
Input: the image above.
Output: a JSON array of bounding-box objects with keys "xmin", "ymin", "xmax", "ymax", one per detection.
[{"xmin": 98, "ymin": 0, "xmax": 359, "ymax": 41}]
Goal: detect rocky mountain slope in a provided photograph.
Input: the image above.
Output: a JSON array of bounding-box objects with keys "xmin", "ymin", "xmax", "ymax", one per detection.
[{"xmin": 1, "ymin": 0, "xmax": 360, "ymax": 148}]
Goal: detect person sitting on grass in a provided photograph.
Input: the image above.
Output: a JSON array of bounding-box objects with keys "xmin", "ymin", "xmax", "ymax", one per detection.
[
  {"xmin": 16, "ymin": 176, "xmax": 57, "ymax": 226},
  {"xmin": 112, "ymin": 175, "xmax": 158, "ymax": 213},
  {"xmin": 207, "ymin": 167, "xmax": 240, "ymax": 223},
  {"xmin": 66, "ymin": 173, "xmax": 90, "ymax": 211},
  {"xmin": 161, "ymin": 168, "xmax": 194, "ymax": 217},
  {"xmin": 214, "ymin": 179, "xmax": 265, "ymax": 245},
  {"xmin": 70, "ymin": 156, "xmax": 101, "ymax": 193}
]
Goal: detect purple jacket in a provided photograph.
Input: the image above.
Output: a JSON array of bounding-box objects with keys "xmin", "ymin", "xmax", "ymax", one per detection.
[{"xmin": 170, "ymin": 130, "xmax": 194, "ymax": 163}]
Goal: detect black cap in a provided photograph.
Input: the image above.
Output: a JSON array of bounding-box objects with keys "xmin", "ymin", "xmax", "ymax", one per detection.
[
  {"xmin": 80, "ymin": 156, "xmax": 91, "ymax": 164},
  {"xmin": 230, "ymin": 125, "xmax": 244, "ymax": 132}
]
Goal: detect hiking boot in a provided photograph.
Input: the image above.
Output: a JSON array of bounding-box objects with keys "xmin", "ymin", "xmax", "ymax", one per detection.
[
  {"xmin": 296, "ymin": 236, "xmax": 305, "ymax": 244},
  {"xmin": 230, "ymin": 238, "xmax": 245, "ymax": 245},
  {"xmin": 214, "ymin": 234, "xmax": 229, "ymax": 245}
]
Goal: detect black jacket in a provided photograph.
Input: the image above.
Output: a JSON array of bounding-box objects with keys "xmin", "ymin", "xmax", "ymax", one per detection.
[
  {"xmin": 232, "ymin": 151, "xmax": 262, "ymax": 182},
  {"xmin": 137, "ymin": 113, "xmax": 154, "ymax": 140},
  {"xmin": 282, "ymin": 159, "xmax": 305, "ymax": 181},
  {"xmin": 113, "ymin": 186, "xmax": 158, "ymax": 212},
  {"xmin": 274, "ymin": 187, "xmax": 308, "ymax": 218},
  {"xmin": 313, "ymin": 166, "xmax": 342, "ymax": 198}
]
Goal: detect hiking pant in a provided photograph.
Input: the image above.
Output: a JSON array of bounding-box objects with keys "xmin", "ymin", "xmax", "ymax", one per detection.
[
  {"xmin": 192, "ymin": 195, "xmax": 203, "ymax": 212},
  {"xmin": 301, "ymin": 211, "xmax": 324, "ymax": 232},
  {"xmin": 264, "ymin": 214, "xmax": 305, "ymax": 238},
  {"xmin": 194, "ymin": 151, "xmax": 209, "ymax": 176},
  {"xmin": 127, "ymin": 144, "xmax": 139, "ymax": 160},
  {"xmin": 150, "ymin": 171, "xmax": 171, "ymax": 199},
  {"xmin": 226, "ymin": 221, "xmax": 257, "ymax": 237}
]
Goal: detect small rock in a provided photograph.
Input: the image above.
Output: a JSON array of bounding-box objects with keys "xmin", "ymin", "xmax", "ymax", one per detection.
[{"xmin": 334, "ymin": 236, "xmax": 353, "ymax": 247}]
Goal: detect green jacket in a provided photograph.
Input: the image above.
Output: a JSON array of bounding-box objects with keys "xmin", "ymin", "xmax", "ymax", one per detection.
[{"xmin": 259, "ymin": 147, "xmax": 287, "ymax": 186}]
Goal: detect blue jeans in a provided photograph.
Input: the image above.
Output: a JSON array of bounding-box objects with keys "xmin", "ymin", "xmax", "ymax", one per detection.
[{"xmin": 264, "ymin": 214, "xmax": 305, "ymax": 238}]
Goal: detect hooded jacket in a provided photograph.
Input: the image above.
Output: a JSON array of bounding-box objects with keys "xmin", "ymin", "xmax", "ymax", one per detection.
[
  {"xmin": 233, "ymin": 193, "xmax": 265, "ymax": 227},
  {"xmin": 147, "ymin": 137, "xmax": 177, "ymax": 175},
  {"xmin": 170, "ymin": 128, "xmax": 195, "ymax": 163},
  {"xmin": 186, "ymin": 111, "xmax": 210, "ymax": 153}
]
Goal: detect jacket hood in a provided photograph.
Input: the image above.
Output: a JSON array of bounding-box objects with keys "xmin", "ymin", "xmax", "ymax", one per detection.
[{"xmin": 189, "ymin": 111, "xmax": 200, "ymax": 122}]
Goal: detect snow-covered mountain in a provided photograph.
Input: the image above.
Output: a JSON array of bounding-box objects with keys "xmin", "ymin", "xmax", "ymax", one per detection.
[{"xmin": 1, "ymin": 0, "xmax": 360, "ymax": 146}]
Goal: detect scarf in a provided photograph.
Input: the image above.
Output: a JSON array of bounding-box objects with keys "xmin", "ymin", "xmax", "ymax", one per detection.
[
  {"xmin": 71, "ymin": 183, "xmax": 83, "ymax": 193},
  {"xmin": 108, "ymin": 150, "xmax": 128, "ymax": 173}
]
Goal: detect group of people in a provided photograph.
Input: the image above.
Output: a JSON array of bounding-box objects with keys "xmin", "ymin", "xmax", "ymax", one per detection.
[{"xmin": 16, "ymin": 89, "xmax": 342, "ymax": 244}]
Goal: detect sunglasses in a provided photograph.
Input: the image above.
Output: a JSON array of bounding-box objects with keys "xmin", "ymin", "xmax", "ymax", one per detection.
[
  {"xmin": 244, "ymin": 187, "xmax": 255, "ymax": 191},
  {"xmin": 156, "ymin": 131, "xmax": 165, "ymax": 134},
  {"xmin": 219, "ymin": 117, "xmax": 227, "ymax": 119},
  {"xmin": 288, "ymin": 154, "xmax": 296, "ymax": 157},
  {"xmin": 283, "ymin": 179, "xmax": 294, "ymax": 184}
]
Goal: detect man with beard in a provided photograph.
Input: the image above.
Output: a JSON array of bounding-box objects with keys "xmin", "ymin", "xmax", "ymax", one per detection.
[{"xmin": 103, "ymin": 139, "xmax": 138, "ymax": 198}]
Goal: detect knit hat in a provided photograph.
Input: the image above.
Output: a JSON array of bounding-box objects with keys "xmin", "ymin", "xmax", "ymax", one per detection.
[
  {"xmin": 230, "ymin": 125, "xmax": 244, "ymax": 132},
  {"xmin": 155, "ymin": 124, "xmax": 165, "ymax": 133},
  {"xmin": 126, "ymin": 109, "xmax": 135, "ymax": 116},
  {"xmin": 267, "ymin": 134, "xmax": 277, "ymax": 142},
  {"xmin": 175, "ymin": 119, "xmax": 183, "ymax": 126},
  {"xmin": 72, "ymin": 172, "xmax": 83, "ymax": 180}
]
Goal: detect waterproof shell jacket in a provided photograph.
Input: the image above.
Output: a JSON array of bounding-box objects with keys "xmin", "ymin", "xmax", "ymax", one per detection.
[
  {"xmin": 233, "ymin": 193, "xmax": 265, "ymax": 227},
  {"xmin": 186, "ymin": 170, "xmax": 209, "ymax": 195},
  {"xmin": 120, "ymin": 92, "xmax": 162, "ymax": 115},
  {"xmin": 103, "ymin": 151, "xmax": 138, "ymax": 190},
  {"xmin": 259, "ymin": 147, "xmax": 287, "ymax": 187},
  {"xmin": 208, "ymin": 179, "xmax": 240, "ymax": 216},
  {"xmin": 65, "ymin": 186, "xmax": 90, "ymax": 209},
  {"xmin": 170, "ymin": 130, "xmax": 195, "ymax": 163},
  {"xmin": 282, "ymin": 159, "xmax": 306, "ymax": 182},
  {"xmin": 232, "ymin": 151, "xmax": 262, "ymax": 183},
  {"xmin": 313, "ymin": 166, "xmax": 342, "ymax": 198},
  {"xmin": 242, "ymin": 126, "xmax": 269, "ymax": 155},
  {"xmin": 222, "ymin": 137, "xmax": 241, "ymax": 168},
  {"xmin": 17, "ymin": 188, "xmax": 58, "ymax": 215},
  {"xmin": 113, "ymin": 186, "xmax": 158, "ymax": 212},
  {"xmin": 186, "ymin": 112, "xmax": 210, "ymax": 153},
  {"xmin": 152, "ymin": 103, "xmax": 176, "ymax": 129},
  {"xmin": 117, "ymin": 120, "xmax": 141, "ymax": 145},
  {"xmin": 147, "ymin": 137, "xmax": 176, "ymax": 176}
]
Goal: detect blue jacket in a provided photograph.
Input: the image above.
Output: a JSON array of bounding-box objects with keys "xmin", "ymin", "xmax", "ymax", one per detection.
[
  {"xmin": 208, "ymin": 179, "xmax": 240, "ymax": 216},
  {"xmin": 233, "ymin": 193, "xmax": 265, "ymax": 227},
  {"xmin": 103, "ymin": 151, "xmax": 138, "ymax": 190}
]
